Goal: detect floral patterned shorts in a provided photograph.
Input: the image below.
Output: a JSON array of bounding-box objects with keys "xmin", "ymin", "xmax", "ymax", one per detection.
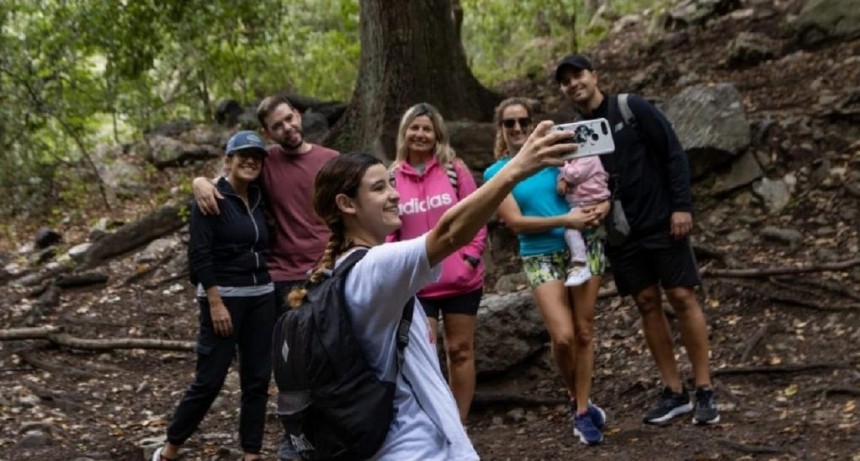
[{"xmin": 522, "ymin": 230, "xmax": 605, "ymax": 289}]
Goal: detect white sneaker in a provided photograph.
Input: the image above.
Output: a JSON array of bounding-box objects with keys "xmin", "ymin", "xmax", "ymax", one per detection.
[{"xmin": 564, "ymin": 265, "xmax": 592, "ymax": 287}]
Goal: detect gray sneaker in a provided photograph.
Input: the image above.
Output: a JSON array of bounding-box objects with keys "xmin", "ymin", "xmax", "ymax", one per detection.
[
  {"xmin": 643, "ymin": 386, "xmax": 692, "ymax": 424},
  {"xmin": 278, "ymin": 434, "xmax": 301, "ymax": 461},
  {"xmin": 692, "ymin": 387, "xmax": 720, "ymax": 425}
]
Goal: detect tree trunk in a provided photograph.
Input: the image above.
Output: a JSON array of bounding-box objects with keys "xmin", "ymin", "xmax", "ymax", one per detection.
[{"xmin": 325, "ymin": 0, "xmax": 500, "ymax": 159}]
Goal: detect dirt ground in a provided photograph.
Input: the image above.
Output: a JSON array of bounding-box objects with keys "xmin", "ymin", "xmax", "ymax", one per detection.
[{"xmin": 2, "ymin": 0, "xmax": 859, "ymax": 460}]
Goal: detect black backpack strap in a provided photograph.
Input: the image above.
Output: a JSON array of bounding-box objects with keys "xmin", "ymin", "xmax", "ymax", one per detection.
[
  {"xmin": 331, "ymin": 247, "xmax": 369, "ymax": 278},
  {"xmin": 444, "ymin": 162, "xmax": 459, "ymax": 196},
  {"xmin": 395, "ymin": 297, "xmax": 415, "ymax": 369}
]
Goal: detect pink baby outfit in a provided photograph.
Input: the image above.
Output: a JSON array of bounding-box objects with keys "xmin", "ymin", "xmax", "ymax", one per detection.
[{"xmin": 561, "ymin": 155, "xmax": 610, "ymax": 207}]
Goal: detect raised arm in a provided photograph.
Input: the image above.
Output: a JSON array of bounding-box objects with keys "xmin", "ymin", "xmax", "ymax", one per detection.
[{"xmin": 425, "ymin": 122, "xmax": 598, "ymax": 267}]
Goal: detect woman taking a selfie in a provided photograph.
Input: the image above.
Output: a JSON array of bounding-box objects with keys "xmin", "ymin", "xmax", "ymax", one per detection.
[{"xmin": 285, "ymin": 120, "xmax": 596, "ymax": 460}]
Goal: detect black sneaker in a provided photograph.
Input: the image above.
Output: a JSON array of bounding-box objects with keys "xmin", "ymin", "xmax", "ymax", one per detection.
[
  {"xmin": 643, "ymin": 386, "xmax": 693, "ymax": 424},
  {"xmin": 692, "ymin": 387, "xmax": 720, "ymax": 425}
]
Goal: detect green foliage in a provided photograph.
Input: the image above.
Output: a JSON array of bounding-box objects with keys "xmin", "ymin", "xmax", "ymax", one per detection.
[
  {"xmin": 2, "ymin": 0, "xmax": 667, "ymax": 229},
  {"xmin": 0, "ymin": 0, "xmax": 359, "ymax": 222},
  {"xmin": 460, "ymin": 0, "xmax": 666, "ymax": 86}
]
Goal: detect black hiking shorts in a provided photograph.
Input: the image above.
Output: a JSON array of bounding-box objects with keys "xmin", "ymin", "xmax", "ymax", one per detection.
[{"xmin": 606, "ymin": 229, "xmax": 701, "ymax": 297}]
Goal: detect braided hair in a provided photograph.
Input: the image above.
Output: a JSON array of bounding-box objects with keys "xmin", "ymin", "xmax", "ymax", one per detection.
[{"xmin": 287, "ymin": 153, "xmax": 384, "ymax": 307}]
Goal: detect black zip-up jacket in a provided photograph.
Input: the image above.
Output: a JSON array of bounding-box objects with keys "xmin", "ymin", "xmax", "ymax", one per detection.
[
  {"xmin": 188, "ymin": 177, "xmax": 271, "ymax": 289},
  {"xmin": 581, "ymin": 94, "xmax": 693, "ymax": 239}
]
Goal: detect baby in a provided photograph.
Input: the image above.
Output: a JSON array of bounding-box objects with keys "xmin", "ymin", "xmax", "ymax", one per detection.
[{"xmin": 559, "ymin": 155, "xmax": 610, "ymax": 286}]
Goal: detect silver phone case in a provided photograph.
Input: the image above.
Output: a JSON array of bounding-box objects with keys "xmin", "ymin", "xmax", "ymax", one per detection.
[{"xmin": 555, "ymin": 118, "xmax": 615, "ymax": 160}]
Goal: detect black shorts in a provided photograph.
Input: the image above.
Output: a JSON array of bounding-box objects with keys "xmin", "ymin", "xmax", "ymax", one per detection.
[
  {"xmin": 419, "ymin": 288, "xmax": 483, "ymax": 320},
  {"xmin": 606, "ymin": 230, "xmax": 701, "ymax": 297}
]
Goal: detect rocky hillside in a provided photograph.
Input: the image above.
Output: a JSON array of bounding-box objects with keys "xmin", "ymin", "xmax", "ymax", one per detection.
[{"xmin": 1, "ymin": 0, "xmax": 858, "ymax": 459}]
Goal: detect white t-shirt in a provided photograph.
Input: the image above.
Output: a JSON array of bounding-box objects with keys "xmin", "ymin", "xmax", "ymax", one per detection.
[{"xmin": 341, "ymin": 235, "xmax": 479, "ymax": 461}]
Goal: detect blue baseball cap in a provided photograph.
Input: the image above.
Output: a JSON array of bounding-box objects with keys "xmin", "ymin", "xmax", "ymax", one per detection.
[{"xmin": 225, "ymin": 130, "xmax": 268, "ymax": 157}]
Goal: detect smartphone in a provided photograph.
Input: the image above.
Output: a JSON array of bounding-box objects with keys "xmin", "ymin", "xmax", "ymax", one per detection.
[{"xmin": 554, "ymin": 118, "xmax": 615, "ymax": 160}]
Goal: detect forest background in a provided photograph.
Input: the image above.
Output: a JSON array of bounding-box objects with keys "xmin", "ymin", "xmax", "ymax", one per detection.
[{"xmin": 0, "ymin": 0, "xmax": 649, "ymax": 246}]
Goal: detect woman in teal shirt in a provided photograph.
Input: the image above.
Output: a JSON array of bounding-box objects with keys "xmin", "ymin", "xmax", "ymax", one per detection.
[{"xmin": 484, "ymin": 97, "xmax": 610, "ymax": 446}]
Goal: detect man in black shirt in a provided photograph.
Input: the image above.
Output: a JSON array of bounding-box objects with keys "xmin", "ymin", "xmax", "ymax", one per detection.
[{"xmin": 555, "ymin": 54, "xmax": 719, "ymax": 426}]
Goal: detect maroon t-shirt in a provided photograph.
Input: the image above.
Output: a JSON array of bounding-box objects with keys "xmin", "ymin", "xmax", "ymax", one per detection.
[{"xmin": 261, "ymin": 144, "xmax": 339, "ymax": 281}]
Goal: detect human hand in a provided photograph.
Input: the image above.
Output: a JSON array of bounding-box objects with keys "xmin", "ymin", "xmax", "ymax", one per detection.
[
  {"xmin": 209, "ymin": 301, "xmax": 233, "ymax": 337},
  {"xmin": 507, "ymin": 121, "xmax": 576, "ymax": 179},
  {"xmin": 556, "ymin": 178, "xmax": 568, "ymax": 196},
  {"xmin": 193, "ymin": 177, "xmax": 224, "ymax": 216},
  {"xmin": 565, "ymin": 207, "xmax": 600, "ymax": 230},
  {"xmin": 670, "ymin": 211, "xmax": 693, "ymax": 239},
  {"xmin": 591, "ymin": 200, "xmax": 611, "ymax": 222}
]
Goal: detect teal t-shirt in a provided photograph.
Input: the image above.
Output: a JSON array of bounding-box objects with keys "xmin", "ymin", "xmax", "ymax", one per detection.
[{"xmin": 484, "ymin": 158, "xmax": 569, "ymax": 256}]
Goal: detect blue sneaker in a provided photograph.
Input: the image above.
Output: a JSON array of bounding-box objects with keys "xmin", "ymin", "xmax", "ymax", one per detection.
[
  {"xmin": 573, "ymin": 412, "xmax": 604, "ymax": 445},
  {"xmin": 587, "ymin": 402, "xmax": 606, "ymax": 429},
  {"xmin": 571, "ymin": 401, "xmax": 607, "ymax": 429}
]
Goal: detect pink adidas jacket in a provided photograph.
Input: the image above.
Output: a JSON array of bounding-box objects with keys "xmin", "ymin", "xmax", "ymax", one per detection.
[
  {"xmin": 387, "ymin": 157, "xmax": 486, "ymax": 299},
  {"xmin": 561, "ymin": 155, "xmax": 611, "ymax": 206}
]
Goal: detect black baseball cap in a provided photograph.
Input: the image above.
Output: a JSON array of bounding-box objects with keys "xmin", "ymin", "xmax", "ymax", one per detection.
[{"xmin": 554, "ymin": 54, "xmax": 594, "ymax": 82}]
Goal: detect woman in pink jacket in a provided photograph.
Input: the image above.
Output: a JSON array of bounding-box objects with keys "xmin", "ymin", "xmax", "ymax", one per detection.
[{"xmin": 388, "ymin": 102, "xmax": 486, "ymax": 424}]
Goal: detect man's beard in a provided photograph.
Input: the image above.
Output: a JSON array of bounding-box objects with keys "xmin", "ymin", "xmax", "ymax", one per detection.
[{"xmin": 278, "ymin": 134, "xmax": 303, "ymax": 151}]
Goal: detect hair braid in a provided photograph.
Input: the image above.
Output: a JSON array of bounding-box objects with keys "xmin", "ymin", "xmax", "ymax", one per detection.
[{"xmin": 286, "ymin": 223, "xmax": 346, "ymax": 308}]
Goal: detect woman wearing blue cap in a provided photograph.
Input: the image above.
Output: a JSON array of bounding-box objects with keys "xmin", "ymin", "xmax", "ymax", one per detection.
[{"xmin": 154, "ymin": 131, "xmax": 274, "ymax": 461}]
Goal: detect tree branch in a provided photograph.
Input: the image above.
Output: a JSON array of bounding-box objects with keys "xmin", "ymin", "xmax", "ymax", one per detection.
[
  {"xmin": 0, "ymin": 327, "xmax": 194, "ymax": 351},
  {"xmin": 713, "ymin": 362, "xmax": 850, "ymax": 377},
  {"xmin": 703, "ymin": 258, "xmax": 860, "ymax": 278}
]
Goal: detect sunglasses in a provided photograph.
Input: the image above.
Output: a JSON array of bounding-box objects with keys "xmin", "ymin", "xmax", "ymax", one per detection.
[{"xmin": 502, "ymin": 117, "xmax": 531, "ymax": 129}]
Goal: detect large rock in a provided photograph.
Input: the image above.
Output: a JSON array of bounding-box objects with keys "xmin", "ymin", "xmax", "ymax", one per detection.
[
  {"xmin": 752, "ymin": 175, "xmax": 794, "ymax": 214},
  {"xmin": 93, "ymin": 144, "xmax": 149, "ymax": 202},
  {"xmin": 663, "ymin": 0, "xmax": 741, "ymax": 30},
  {"xmin": 789, "ymin": 0, "xmax": 860, "ymax": 46},
  {"xmin": 301, "ymin": 111, "xmax": 330, "ymax": 144},
  {"xmin": 215, "ymin": 99, "xmax": 243, "ymax": 127},
  {"xmin": 474, "ymin": 292, "xmax": 546, "ymax": 374},
  {"xmin": 712, "ymin": 151, "xmax": 763, "ymax": 194},
  {"xmin": 143, "ymin": 135, "xmax": 222, "ymax": 169},
  {"xmin": 663, "ymin": 83, "xmax": 751, "ymax": 178},
  {"xmin": 725, "ymin": 32, "xmax": 779, "ymax": 68}
]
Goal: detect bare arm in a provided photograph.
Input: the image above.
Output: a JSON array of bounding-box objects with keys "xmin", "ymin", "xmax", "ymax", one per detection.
[
  {"xmin": 425, "ymin": 121, "xmax": 597, "ymax": 267},
  {"xmin": 192, "ymin": 176, "xmax": 224, "ymax": 216},
  {"xmin": 496, "ymin": 194, "xmax": 590, "ymax": 234}
]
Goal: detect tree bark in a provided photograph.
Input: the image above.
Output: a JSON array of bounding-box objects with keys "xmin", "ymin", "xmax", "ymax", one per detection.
[{"xmin": 325, "ymin": 0, "xmax": 500, "ymax": 158}]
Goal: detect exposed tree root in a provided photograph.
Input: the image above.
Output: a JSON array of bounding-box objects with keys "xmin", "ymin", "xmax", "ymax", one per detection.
[
  {"xmin": 715, "ymin": 437, "xmax": 795, "ymax": 456},
  {"xmin": 713, "ymin": 362, "xmax": 850, "ymax": 377},
  {"xmin": 801, "ymin": 385, "xmax": 860, "ymax": 397},
  {"xmin": 740, "ymin": 323, "xmax": 770, "ymax": 363},
  {"xmin": 0, "ymin": 326, "xmax": 194, "ymax": 351},
  {"xmin": 703, "ymin": 258, "xmax": 860, "ymax": 278}
]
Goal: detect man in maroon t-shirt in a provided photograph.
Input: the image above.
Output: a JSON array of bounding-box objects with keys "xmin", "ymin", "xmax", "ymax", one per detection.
[{"xmin": 193, "ymin": 95, "xmax": 339, "ymax": 316}]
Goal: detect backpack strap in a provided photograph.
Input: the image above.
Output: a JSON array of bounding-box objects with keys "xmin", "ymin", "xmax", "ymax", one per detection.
[
  {"xmin": 331, "ymin": 247, "xmax": 370, "ymax": 278},
  {"xmin": 617, "ymin": 93, "xmax": 637, "ymax": 128},
  {"xmin": 395, "ymin": 297, "xmax": 415, "ymax": 369},
  {"xmin": 444, "ymin": 162, "xmax": 459, "ymax": 196}
]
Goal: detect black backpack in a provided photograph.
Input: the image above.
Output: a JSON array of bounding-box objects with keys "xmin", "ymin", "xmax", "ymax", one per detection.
[{"xmin": 272, "ymin": 248, "xmax": 415, "ymax": 461}]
